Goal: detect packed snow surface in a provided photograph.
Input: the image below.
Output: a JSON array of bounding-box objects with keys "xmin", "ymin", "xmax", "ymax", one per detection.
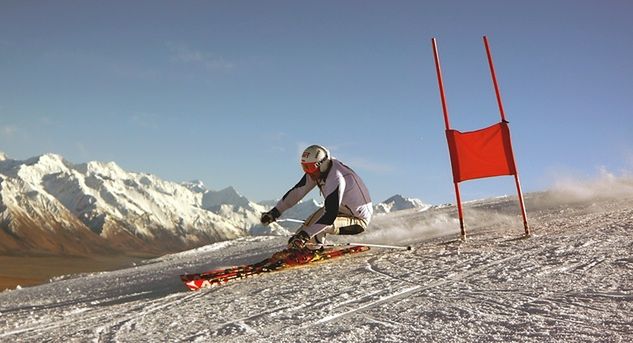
[{"xmin": 1, "ymin": 187, "xmax": 632, "ymax": 342}]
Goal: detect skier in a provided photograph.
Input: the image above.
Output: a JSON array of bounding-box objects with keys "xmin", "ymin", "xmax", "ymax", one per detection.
[{"xmin": 260, "ymin": 144, "xmax": 373, "ymax": 252}]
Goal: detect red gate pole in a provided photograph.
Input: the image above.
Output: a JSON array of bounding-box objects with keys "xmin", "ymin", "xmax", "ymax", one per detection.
[
  {"xmin": 432, "ymin": 38, "xmax": 466, "ymax": 239},
  {"xmin": 432, "ymin": 38, "xmax": 451, "ymax": 130},
  {"xmin": 483, "ymin": 36, "xmax": 507, "ymax": 122},
  {"xmin": 483, "ymin": 36, "xmax": 530, "ymax": 236},
  {"xmin": 513, "ymin": 174, "xmax": 530, "ymax": 235},
  {"xmin": 453, "ymin": 183, "xmax": 466, "ymax": 239}
]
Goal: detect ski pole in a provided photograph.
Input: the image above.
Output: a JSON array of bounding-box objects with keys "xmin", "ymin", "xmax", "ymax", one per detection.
[
  {"xmin": 308, "ymin": 242, "xmax": 413, "ymax": 251},
  {"xmin": 276, "ymin": 218, "xmax": 305, "ymax": 224}
]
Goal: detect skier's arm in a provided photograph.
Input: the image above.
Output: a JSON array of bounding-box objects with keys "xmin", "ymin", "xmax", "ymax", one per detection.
[
  {"xmin": 303, "ymin": 172, "xmax": 346, "ymax": 237},
  {"xmin": 274, "ymin": 174, "xmax": 317, "ymax": 214}
]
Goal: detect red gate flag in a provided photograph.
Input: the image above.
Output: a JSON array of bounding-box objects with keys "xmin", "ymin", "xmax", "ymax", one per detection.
[
  {"xmin": 431, "ymin": 36, "xmax": 530, "ymax": 238},
  {"xmin": 445, "ymin": 121, "xmax": 517, "ymax": 183}
]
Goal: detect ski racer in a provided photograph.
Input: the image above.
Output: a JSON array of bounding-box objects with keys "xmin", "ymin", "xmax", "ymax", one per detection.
[{"xmin": 260, "ymin": 144, "xmax": 373, "ymax": 251}]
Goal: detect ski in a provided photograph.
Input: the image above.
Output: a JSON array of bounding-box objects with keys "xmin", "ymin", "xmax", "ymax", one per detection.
[{"xmin": 180, "ymin": 245, "xmax": 370, "ymax": 291}]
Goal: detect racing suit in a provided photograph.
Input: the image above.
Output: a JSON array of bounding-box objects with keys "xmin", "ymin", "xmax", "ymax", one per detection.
[{"xmin": 273, "ymin": 158, "xmax": 373, "ymax": 242}]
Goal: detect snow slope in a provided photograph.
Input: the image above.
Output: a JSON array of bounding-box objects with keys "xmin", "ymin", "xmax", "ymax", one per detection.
[{"xmin": 1, "ymin": 178, "xmax": 631, "ymax": 342}]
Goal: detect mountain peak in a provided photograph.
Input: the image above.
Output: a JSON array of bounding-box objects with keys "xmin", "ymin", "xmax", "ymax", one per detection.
[
  {"xmin": 202, "ymin": 186, "xmax": 251, "ymax": 210},
  {"xmin": 28, "ymin": 153, "xmax": 66, "ymax": 165},
  {"xmin": 17, "ymin": 153, "xmax": 73, "ymax": 183},
  {"xmin": 374, "ymin": 194, "xmax": 430, "ymax": 214},
  {"xmin": 219, "ymin": 186, "xmax": 239, "ymax": 195},
  {"xmin": 383, "ymin": 194, "xmax": 407, "ymax": 202},
  {"xmin": 182, "ymin": 180, "xmax": 207, "ymax": 193}
]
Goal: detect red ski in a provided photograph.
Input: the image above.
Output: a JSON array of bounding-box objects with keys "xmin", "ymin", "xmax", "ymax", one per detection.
[{"xmin": 180, "ymin": 245, "xmax": 369, "ymax": 291}]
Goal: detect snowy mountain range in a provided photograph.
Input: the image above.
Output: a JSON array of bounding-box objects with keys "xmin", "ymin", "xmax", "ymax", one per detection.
[
  {"xmin": 0, "ymin": 152, "xmax": 428, "ymax": 256},
  {"xmin": 373, "ymin": 194, "xmax": 432, "ymax": 214}
]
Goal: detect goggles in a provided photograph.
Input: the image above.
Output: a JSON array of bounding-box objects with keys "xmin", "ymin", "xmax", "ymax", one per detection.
[{"xmin": 301, "ymin": 161, "xmax": 320, "ymax": 174}]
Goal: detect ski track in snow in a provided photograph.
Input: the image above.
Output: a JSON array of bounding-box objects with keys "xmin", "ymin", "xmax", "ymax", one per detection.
[{"xmin": 1, "ymin": 194, "xmax": 632, "ymax": 342}]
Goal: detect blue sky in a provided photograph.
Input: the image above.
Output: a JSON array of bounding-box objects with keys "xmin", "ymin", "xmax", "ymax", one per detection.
[{"xmin": 1, "ymin": 1, "xmax": 632, "ymax": 204}]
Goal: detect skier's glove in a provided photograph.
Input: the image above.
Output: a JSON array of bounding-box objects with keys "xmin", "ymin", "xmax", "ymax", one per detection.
[
  {"xmin": 260, "ymin": 208, "xmax": 280, "ymax": 225},
  {"xmin": 287, "ymin": 230, "xmax": 310, "ymax": 250}
]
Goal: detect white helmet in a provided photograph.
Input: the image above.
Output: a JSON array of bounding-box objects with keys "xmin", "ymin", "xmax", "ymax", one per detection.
[{"xmin": 300, "ymin": 145, "xmax": 331, "ymax": 174}]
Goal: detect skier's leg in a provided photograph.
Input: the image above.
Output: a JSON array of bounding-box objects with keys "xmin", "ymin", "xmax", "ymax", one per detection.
[
  {"xmin": 310, "ymin": 215, "xmax": 367, "ymax": 249},
  {"xmin": 297, "ymin": 208, "xmax": 324, "ymax": 234},
  {"xmin": 297, "ymin": 211, "xmax": 368, "ymax": 249},
  {"xmin": 332, "ymin": 215, "xmax": 368, "ymax": 235},
  {"xmin": 298, "ymin": 208, "xmax": 330, "ymax": 249}
]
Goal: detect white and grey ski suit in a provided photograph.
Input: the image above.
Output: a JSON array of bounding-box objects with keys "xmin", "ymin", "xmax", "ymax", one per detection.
[{"xmin": 273, "ymin": 158, "xmax": 373, "ymax": 239}]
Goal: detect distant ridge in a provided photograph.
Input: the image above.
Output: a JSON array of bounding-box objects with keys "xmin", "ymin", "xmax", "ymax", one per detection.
[
  {"xmin": 373, "ymin": 194, "xmax": 432, "ymax": 214},
  {"xmin": 0, "ymin": 152, "xmax": 286, "ymax": 256}
]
